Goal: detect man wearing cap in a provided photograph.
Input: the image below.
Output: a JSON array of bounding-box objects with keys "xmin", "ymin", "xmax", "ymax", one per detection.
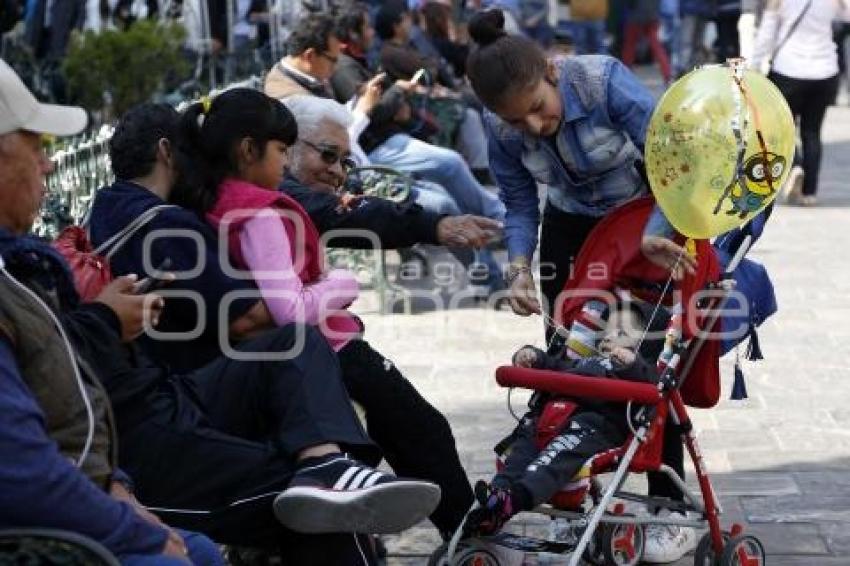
[{"xmin": 0, "ymin": 59, "xmax": 223, "ymax": 564}]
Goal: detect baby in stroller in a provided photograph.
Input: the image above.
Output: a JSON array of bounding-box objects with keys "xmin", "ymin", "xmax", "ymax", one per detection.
[{"xmin": 467, "ymin": 299, "xmax": 671, "ymax": 536}]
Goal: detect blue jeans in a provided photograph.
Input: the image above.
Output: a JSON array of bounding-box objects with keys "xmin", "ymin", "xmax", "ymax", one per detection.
[
  {"xmin": 660, "ymin": 6, "xmax": 683, "ymax": 75},
  {"xmin": 410, "ymin": 180, "xmax": 462, "ymax": 216},
  {"xmin": 120, "ymin": 530, "xmax": 223, "ymax": 566},
  {"xmin": 369, "ymin": 134, "xmax": 506, "ymax": 221},
  {"xmin": 566, "ymin": 20, "xmax": 606, "ymax": 55}
]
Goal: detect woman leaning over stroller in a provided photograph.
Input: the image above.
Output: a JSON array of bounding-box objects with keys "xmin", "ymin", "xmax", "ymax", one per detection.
[
  {"xmin": 171, "ymin": 88, "xmax": 474, "ymax": 540},
  {"xmin": 465, "ymin": 10, "xmax": 697, "ymax": 563}
]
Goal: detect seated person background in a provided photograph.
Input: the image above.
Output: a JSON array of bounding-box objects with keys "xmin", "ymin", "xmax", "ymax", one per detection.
[
  {"xmin": 0, "ymin": 62, "xmax": 221, "ymax": 566},
  {"xmin": 467, "ymin": 303, "xmax": 667, "ymax": 536},
  {"xmin": 417, "ymin": 1, "xmax": 470, "ymax": 80},
  {"xmin": 94, "ymin": 94, "xmax": 472, "ymax": 540},
  {"xmin": 272, "ymin": 10, "xmax": 505, "ymax": 229},
  {"xmin": 86, "ymin": 103, "xmax": 441, "ymax": 562},
  {"xmin": 265, "ymin": 13, "xmax": 342, "ymax": 99},
  {"xmin": 373, "ymin": 1, "xmax": 493, "ymax": 180},
  {"xmin": 282, "ymin": 94, "xmax": 506, "ymax": 294}
]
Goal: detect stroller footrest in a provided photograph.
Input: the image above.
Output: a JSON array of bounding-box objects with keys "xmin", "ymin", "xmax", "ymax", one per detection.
[{"xmin": 495, "ymin": 366, "xmax": 663, "ymax": 404}]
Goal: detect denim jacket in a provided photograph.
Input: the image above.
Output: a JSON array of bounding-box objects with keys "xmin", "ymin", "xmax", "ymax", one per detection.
[{"xmin": 485, "ymin": 55, "xmax": 657, "ymax": 261}]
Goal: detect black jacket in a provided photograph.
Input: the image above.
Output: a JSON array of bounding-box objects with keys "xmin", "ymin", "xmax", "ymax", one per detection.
[{"xmin": 280, "ymin": 175, "xmax": 443, "ymax": 249}]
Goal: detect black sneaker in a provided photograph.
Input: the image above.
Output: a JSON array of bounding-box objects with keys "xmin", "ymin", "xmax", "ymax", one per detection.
[
  {"xmin": 463, "ymin": 480, "xmax": 516, "ymax": 537},
  {"xmin": 273, "ymin": 454, "xmax": 441, "ymax": 534}
]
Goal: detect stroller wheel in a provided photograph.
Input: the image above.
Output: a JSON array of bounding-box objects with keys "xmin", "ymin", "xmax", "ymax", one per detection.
[
  {"xmin": 601, "ymin": 522, "xmax": 645, "ymax": 566},
  {"xmin": 694, "ymin": 531, "xmax": 732, "ymax": 566},
  {"xmin": 720, "ymin": 534, "xmax": 766, "ymax": 566},
  {"xmin": 427, "ymin": 541, "xmax": 502, "ymax": 566}
]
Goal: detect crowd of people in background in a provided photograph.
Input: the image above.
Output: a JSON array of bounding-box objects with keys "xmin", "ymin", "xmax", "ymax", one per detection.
[{"xmin": 3, "ymin": 0, "xmax": 850, "ymax": 99}]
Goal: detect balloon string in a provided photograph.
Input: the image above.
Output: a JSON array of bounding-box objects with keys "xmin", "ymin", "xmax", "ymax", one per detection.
[
  {"xmin": 714, "ymin": 62, "xmax": 749, "ymax": 215},
  {"xmin": 732, "ymin": 64, "xmax": 777, "ymax": 194},
  {"xmin": 635, "ymin": 244, "xmax": 685, "ymax": 354},
  {"xmin": 537, "ymin": 244, "xmax": 685, "ymax": 360}
]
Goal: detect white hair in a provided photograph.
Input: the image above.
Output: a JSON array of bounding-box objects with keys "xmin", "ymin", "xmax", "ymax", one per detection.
[{"xmin": 284, "ymin": 95, "xmax": 353, "ymax": 141}]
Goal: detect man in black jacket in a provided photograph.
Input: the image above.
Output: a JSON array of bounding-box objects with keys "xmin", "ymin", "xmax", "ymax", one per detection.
[{"xmin": 281, "ymin": 97, "xmax": 502, "ymax": 252}]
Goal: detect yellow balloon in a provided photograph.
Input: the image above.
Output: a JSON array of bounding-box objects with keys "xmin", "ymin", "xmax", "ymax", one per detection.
[{"xmin": 645, "ymin": 63, "xmax": 795, "ymax": 239}]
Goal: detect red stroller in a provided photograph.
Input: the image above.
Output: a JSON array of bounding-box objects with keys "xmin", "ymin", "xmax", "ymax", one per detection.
[{"xmin": 429, "ymin": 198, "xmax": 766, "ymax": 566}]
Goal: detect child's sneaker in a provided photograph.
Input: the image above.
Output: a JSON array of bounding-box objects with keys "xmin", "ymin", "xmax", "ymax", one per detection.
[
  {"xmin": 274, "ymin": 454, "xmax": 441, "ymax": 534},
  {"xmin": 464, "ymin": 481, "xmax": 516, "ymax": 536}
]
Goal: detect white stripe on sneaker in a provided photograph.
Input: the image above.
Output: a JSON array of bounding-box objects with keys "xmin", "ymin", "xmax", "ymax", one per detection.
[
  {"xmin": 332, "ymin": 465, "xmax": 361, "ymax": 490},
  {"xmin": 346, "ymin": 468, "xmax": 374, "ymax": 490},
  {"xmin": 298, "ymin": 456, "xmax": 351, "ymax": 476},
  {"xmin": 362, "ymin": 470, "xmax": 383, "ymax": 488}
]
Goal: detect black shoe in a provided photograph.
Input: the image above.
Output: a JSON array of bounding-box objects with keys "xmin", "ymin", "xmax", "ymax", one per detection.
[
  {"xmin": 274, "ymin": 454, "xmax": 441, "ymax": 534},
  {"xmin": 463, "ymin": 480, "xmax": 515, "ymax": 537}
]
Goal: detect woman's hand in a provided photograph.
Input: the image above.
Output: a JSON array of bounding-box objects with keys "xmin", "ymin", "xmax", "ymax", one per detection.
[
  {"xmin": 506, "ymin": 264, "xmax": 541, "ymax": 316},
  {"xmin": 354, "ymin": 73, "xmax": 386, "ymax": 116},
  {"xmin": 640, "ymin": 236, "xmax": 697, "ymax": 280}
]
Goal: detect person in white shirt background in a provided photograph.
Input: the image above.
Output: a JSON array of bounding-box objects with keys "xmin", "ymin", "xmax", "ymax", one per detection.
[{"xmin": 751, "ymin": 0, "xmax": 850, "ymax": 206}]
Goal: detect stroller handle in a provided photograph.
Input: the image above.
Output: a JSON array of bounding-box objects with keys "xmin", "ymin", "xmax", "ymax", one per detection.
[{"xmin": 495, "ymin": 366, "xmax": 663, "ymax": 405}]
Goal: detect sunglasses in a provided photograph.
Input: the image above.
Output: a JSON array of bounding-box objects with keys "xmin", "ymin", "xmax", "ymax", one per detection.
[{"xmin": 301, "ymin": 139, "xmax": 356, "ymax": 172}]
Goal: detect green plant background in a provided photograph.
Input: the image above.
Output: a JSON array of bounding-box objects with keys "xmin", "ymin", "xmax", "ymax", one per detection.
[{"xmin": 63, "ymin": 20, "xmax": 189, "ymax": 118}]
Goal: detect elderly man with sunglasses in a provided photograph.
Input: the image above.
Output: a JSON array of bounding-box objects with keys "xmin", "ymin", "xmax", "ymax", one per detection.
[{"xmin": 281, "ymin": 94, "xmax": 504, "ymax": 258}]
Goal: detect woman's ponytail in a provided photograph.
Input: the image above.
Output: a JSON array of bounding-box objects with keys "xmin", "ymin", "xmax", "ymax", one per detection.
[
  {"xmin": 468, "ymin": 8, "xmax": 507, "ymax": 47},
  {"xmin": 466, "ymin": 8, "xmax": 548, "ymax": 109},
  {"xmin": 172, "ymin": 100, "xmax": 221, "ymax": 213}
]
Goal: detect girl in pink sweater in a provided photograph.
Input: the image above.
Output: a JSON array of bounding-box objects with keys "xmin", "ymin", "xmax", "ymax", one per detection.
[{"xmin": 172, "ymin": 88, "xmax": 475, "ymax": 537}]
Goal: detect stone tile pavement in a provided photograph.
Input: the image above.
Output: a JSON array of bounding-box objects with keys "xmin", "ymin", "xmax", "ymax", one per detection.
[{"xmin": 349, "ymin": 95, "xmax": 850, "ymax": 563}]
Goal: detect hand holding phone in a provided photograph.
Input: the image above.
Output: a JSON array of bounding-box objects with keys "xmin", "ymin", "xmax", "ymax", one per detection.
[{"xmin": 134, "ymin": 258, "xmax": 175, "ymax": 295}]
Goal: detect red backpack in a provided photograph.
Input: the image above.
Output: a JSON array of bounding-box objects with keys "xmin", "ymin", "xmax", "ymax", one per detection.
[{"xmin": 52, "ymin": 205, "xmax": 175, "ymax": 302}]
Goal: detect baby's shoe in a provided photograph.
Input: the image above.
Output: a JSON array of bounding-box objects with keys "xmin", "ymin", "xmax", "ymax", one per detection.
[{"xmin": 464, "ymin": 480, "xmax": 516, "ymax": 537}]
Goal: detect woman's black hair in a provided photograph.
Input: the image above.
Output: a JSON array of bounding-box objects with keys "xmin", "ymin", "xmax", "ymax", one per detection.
[
  {"xmin": 421, "ymin": 2, "xmax": 451, "ymax": 40},
  {"xmin": 335, "ymin": 2, "xmax": 369, "ymax": 44},
  {"xmin": 171, "ymin": 88, "xmax": 298, "ymax": 213},
  {"xmin": 466, "ymin": 8, "xmax": 548, "ymax": 109},
  {"xmin": 374, "ymin": 0, "xmax": 407, "ymax": 41}
]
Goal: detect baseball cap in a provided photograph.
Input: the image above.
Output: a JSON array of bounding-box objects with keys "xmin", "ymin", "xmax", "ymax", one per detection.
[{"xmin": 0, "ymin": 59, "xmax": 87, "ymax": 137}]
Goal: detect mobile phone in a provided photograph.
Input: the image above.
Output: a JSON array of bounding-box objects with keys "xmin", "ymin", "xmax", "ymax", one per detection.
[
  {"xmin": 134, "ymin": 258, "xmax": 174, "ymax": 295},
  {"xmin": 411, "ymin": 68, "xmax": 427, "ymax": 85}
]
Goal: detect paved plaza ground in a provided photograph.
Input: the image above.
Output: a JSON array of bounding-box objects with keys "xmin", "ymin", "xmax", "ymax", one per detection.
[{"xmin": 350, "ymin": 83, "xmax": 850, "ymax": 564}]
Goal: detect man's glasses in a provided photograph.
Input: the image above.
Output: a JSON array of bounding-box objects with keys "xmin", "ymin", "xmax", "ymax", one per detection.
[{"xmin": 301, "ymin": 139, "xmax": 356, "ymax": 172}]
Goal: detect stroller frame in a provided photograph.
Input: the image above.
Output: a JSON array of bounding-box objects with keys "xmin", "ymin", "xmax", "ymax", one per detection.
[{"xmin": 440, "ymin": 234, "xmax": 764, "ymax": 566}]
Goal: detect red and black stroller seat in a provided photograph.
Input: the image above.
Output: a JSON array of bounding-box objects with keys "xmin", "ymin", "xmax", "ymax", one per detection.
[{"xmin": 495, "ymin": 196, "xmax": 724, "ymax": 511}]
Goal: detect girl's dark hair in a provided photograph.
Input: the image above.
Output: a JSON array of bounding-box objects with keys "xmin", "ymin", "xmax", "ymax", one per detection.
[
  {"xmin": 374, "ymin": 0, "xmax": 407, "ymax": 41},
  {"xmin": 466, "ymin": 9, "xmax": 548, "ymax": 108},
  {"xmin": 171, "ymin": 88, "xmax": 297, "ymax": 213},
  {"xmin": 421, "ymin": 1, "xmax": 451, "ymax": 40}
]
